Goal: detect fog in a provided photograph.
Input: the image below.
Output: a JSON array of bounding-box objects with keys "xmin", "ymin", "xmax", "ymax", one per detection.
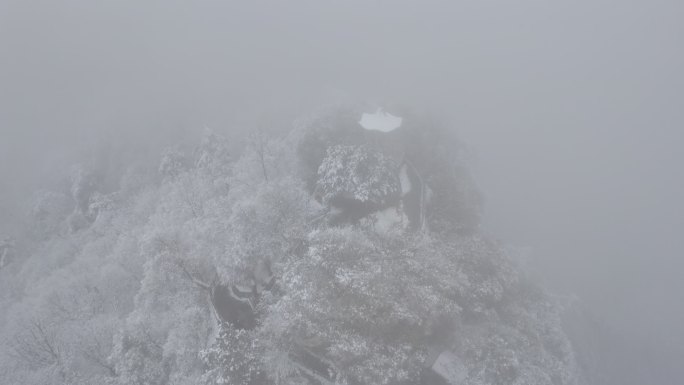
[{"xmin": 1, "ymin": 1, "xmax": 683, "ymax": 384}]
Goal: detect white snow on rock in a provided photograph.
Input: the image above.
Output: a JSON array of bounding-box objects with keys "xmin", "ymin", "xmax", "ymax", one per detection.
[
  {"xmin": 367, "ymin": 206, "xmax": 408, "ymax": 234},
  {"xmin": 359, "ymin": 108, "xmax": 403, "ymax": 133},
  {"xmin": 399, "ymin": 164, "xmax": 412, "ymax": 196},
  {"xmin": 431, "ymin": 351, "xmax": 467, "ymax": 384}
]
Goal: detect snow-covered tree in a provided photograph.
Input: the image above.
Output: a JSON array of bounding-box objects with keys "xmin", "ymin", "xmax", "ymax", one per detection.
[
  {"xmin": 200, "ymin": 323, "xmax": 264, "ymax": 385},
  {"xmin": 159, "ymin": 147, "xmax": 190, "ymax": 179},
  {"xmin": 222, "ymin": 177, "xmax": 318, "ymax": 281},
  {"xmin": 316, "ymin": 145, "xmax": 400, "ymax": 222},
  {"xmin": 195, "ymin": 129, "xmax": 232, "ymax": 178},
  {"xmin": 259, "ymin": 228, "xmax": 463, "ymax": 384},
  {"xmin": 70, "ymin": 165, "xmax": 99, "ymax": 216},
  {"xmin": 0, "ymin": 109, "xmax": 581, "ymax": 385},
  {"xmin": 296, "ymin": 107, "xmax": 367, "ymax": 190}
]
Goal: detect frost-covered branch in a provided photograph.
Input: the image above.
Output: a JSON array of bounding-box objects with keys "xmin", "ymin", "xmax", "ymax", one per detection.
[
  {"xmin": 10, "ymin": 318, "xmax": 62, "ymax": 369},
  {"xmin": 176, "ymin": 260, "xmax": 213, "ymax": 292}
]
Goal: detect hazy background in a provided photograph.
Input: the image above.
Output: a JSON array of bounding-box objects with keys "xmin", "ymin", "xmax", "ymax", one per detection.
[{"xmin": 2, "ymin": 1, "xmax": 683, "ymax": 383}]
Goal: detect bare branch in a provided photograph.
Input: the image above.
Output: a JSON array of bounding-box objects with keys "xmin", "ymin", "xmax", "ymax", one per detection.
[
  {"xmin": 177, "ymin": 260, "xmax": 212, "ymax": 292},
  {"xmin": 9, "ymin": 318, "xmax": 61, "ymax": 369},
  {"xmin": 82, "ymin": 340, "xmax": 117, "ymax": 376},
  {"xmin": 249, "ymin": 130, "xmax": 270, "ymax": 182}
]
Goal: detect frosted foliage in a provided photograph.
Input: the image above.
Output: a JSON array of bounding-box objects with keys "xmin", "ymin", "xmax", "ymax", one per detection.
[
  {"xmin": 70, "ymin": 166, "xmax": 98, "ymax": 214},
  {"xmin": 260, "ymin": 228, "xmax": 464, "ymax": 384},
  {"xmin": 200, "ymin": 324, "xmax": 263, "ymax": 385},
  {"xmin": 195, "ymin": 129, "xmax": 232, "ymax": 178},
  {"xmin": 0, "ymin": 112, "xmax": 580, "ymax": 385},
  {"xmin": 222, "ymin": 178, "xmax": 316, "ymax": 280},
  {"xmin": 259, "ymin": 229, "xmax": 579, "ymax": 385},
  {"xmin": 159, "ymin": 147, "xmax": 188, "ymax": 178},
  {"xmin": 316, "ymin": 145, "xmax": 400, "ymax": 206}
]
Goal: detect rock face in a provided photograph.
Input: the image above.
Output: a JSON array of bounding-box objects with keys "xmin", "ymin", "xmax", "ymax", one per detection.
[
  {"xmin": 210, "ymin": 260, "xmax": 275, "ymax": 330},
  {"xmin": 210, "ymin": 284, "xmax": 257, "ymax": 330}
]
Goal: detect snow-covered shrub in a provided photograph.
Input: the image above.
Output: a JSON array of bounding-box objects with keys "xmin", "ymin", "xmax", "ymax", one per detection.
[{"xmin": 316, "ymin": 144, "xmax": 400, "ymax": 210}]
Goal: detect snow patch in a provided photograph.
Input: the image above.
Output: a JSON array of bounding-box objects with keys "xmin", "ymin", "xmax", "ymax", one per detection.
[
  {"xmin": 369, "ymin": 206, "xmax": 407, "ymax": 234},
  {"xmin": 399, "ymin": 164, "xmax": 411, "ymax": 196},
  {"xmin": 359, "ymin": 108, "xmax": 403, "ymax": 133},
  {"xmin": 431, "ymin": 351, "xmax": 467, "ymax": 384}
]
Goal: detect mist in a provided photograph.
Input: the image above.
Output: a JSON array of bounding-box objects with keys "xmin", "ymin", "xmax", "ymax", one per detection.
[{"xmin": 2, "ymin": 1, "xmax": 683, "ymax": 384}]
